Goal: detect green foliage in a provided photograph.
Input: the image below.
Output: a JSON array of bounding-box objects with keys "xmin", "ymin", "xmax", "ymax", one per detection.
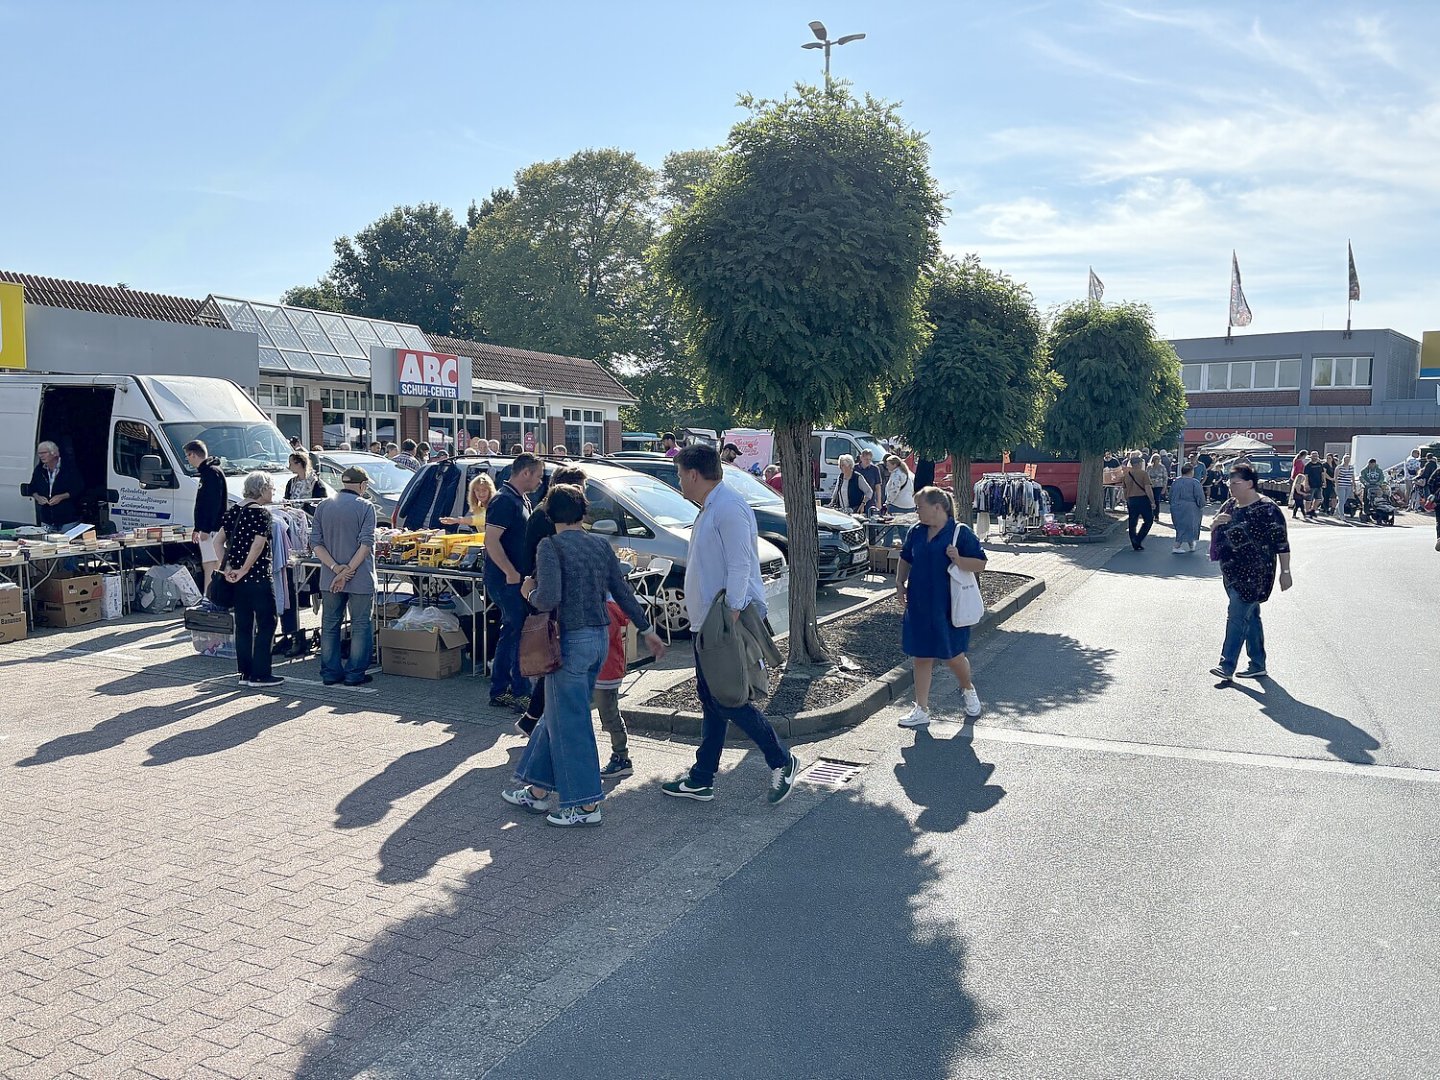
[
  {"xmin": 325, "ymin": 203, "xmax": 471, "ymax": 334},
  {"xmin": 280, "ymin": 279, "xmax": 346, "ymax": 313},
  {"xmin": 457, "ymin": 149, "xmax": 659, "ymax": 366},
  {"xmin": 658, "ymin": 85, "xmax": 944, "ymax": 427},
  {"xmin": 659, "ymin": 148, "xmax": 721, "ymax": 216},
  {"xmin": 888, "ymin": 255, "xmax": 1057, "ymax": 461},
  {"xmin": 1044, "ymin": 301, "xmax": 1187, "ymax": 456}
]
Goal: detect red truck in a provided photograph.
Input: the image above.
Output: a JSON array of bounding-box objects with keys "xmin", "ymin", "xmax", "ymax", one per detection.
[{"xmin": 918, "ymin": 446, "xmax": 1081, "ymax": 512}]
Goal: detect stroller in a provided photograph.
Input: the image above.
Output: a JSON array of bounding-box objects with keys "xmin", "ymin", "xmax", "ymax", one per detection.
[{"xmin": 1357, "ymin": 485, "xmax": 1396, "ymax": 526}]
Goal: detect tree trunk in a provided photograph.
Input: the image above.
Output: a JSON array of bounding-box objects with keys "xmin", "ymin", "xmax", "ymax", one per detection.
[
  {"xmin": 776, "ymin": 419, "xmax": 829, "ymax": 666},
  {"xmin": 949, "ymin": 452, "xmax": 974, "ymax": 523},
  {"xmin": 1076, "ymin": 453, "xmax": 1107, "ymax": 521}
]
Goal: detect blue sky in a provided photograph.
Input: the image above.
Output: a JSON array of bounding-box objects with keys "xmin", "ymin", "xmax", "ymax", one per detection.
[{"xmin": 3, "ymin": 0, "xmax": 1437, "ymax": 342}]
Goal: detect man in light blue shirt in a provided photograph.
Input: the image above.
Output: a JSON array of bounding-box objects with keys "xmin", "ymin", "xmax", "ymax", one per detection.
[{"xmin": 662, "ymin": 444, "xmax": 801, "ymax": 805}]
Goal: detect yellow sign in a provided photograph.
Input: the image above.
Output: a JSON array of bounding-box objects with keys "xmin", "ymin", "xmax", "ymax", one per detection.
[{"xmin": 0, "ymin": 281, "xmax": 25, "ymax": 369}]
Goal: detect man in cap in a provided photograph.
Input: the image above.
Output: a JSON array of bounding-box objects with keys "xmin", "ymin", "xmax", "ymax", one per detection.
[
  {"xmin": 720, "ymin": 443, "xmax": 741, "ymax": 465},
  {"xmin": 311, "ymin": 465, "xmax": 378, "ymax": 687}
]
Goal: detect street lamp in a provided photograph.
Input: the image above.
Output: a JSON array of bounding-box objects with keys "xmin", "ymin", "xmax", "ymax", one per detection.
[{"xmin": 802, "ymin": 20, "xmax": 865, "ymax": 92}]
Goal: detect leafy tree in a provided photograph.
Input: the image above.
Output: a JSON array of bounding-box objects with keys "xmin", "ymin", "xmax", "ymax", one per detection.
[
  {"xmin": 458, "ymin": 149, "xmax": 658, "ymax": 366},
  {"xmin": 1043, "ymin": 301, "xmax": 1189, "ymax": 519},
  {"xmin": 323, "ymin": 203, "xmax": 471, "ymax": 334},
  {"xmin": 659, "ymin": 148, "xmax": 721, "ymax": 215},
  {"xmin": 888, "ymin": 255, "xmax": 1057, "ymax": 522},
  {"xmin": 659, "ymin": 85, "xmax": 943, "ymax": 664},
  {"xmin": 280, "ymin": 279, "xmax": 345, "ymax": 312}
]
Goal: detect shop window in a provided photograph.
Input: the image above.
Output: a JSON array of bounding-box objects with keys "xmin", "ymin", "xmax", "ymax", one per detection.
[
  {"xmin": 1312, "ymin": 356, "xmax": 1371, "ymax": 388},
  {"xmin": 1276, "ymin": 359, "xmax": 1300, "ymax": 388},
  {"xmin": 292, "ymin": 388, "xmax": 306, "ymax": 408},
  {"xmin": 1252, "ymin": 360, "xmax": 1277, "ymax": 389},
  {"xmin": 114, "ymin": 421, "xmax": 175, "ymax": 486},
  {"xmin": 322, "ymin": 411, "xmax": 346, "ymax": 448},
  {"xmin": 257, "ymin": 386, "xmax": 273, "ymax": 406},
  {"xmin": 1181, "ymin": 366, "xmax": 1201, "ymax": 391}
]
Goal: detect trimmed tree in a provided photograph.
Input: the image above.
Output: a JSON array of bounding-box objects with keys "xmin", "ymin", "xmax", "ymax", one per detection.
[
  {"xmin": 658, "ymin": 86, "xmax": 943, "ymax": 664},
  {"xmin": 1044, "ymin": 301, "xmax": 1190, "ymax": 519},
  {"xmin": 888, "ymin": 255, "xmax": 1057, "ymax": 523}
]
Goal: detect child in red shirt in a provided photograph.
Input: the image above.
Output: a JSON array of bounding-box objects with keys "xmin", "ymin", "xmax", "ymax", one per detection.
[{"xmin": 596, "ymin": 599, "xmax": 633, "ymax": 779}]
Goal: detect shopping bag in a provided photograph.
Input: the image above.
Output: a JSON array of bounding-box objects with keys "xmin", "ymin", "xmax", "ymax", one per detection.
[
  {"xmin": 206, "ymin": 564, "xmax": 236, "ymax": 609},
  {"xmin": 947, "ymin": 524, "xmax": 984, "ymax": 628}
]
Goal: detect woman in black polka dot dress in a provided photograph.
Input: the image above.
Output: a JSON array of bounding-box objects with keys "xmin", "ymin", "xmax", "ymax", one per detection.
[{"xmin": 214, "ymin": 472, "xmax": 282, "ymax": 687}]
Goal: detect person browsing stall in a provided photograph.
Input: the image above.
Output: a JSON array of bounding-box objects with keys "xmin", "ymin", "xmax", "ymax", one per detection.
[
  {"xmin": 485, "ymin": 453, "xmax": 544, "ymax": 712},
  {"xmin": 310, "ymin": 466, "xmax": 377, "ymax": 687},
  {"xmin": 215, "ymin": 472, "xmax": 282, "ymax": 688}
]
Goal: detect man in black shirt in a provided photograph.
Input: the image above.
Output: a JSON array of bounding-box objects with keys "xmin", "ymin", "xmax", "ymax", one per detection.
[
  {"xmin": 1302, "ymin": 452, "xmax": 1327, "ymax": 518},
  {"xmin": 856, "ymin": 449, "xmax": 883, "ymax": 513},
  {"xmin": 485, "ymin": 453, "xmax": 544, "ymax": 711}
]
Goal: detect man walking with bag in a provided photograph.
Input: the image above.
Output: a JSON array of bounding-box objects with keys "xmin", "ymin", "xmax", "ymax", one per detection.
[
  {"xmin": 662, "ymin": 444, "xmax": 801, "ymax": 804},
  {"xmin": 310, "ymin": 466, "xmax": 377, "ymax": 687}
]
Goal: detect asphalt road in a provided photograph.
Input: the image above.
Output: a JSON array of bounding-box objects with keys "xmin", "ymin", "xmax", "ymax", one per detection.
[{"xmin": 485, "ymin": 512, "xmax": 1440, "ymax": 1079}]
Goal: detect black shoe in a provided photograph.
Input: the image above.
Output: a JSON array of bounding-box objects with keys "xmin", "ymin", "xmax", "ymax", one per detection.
[
  {"xmin": 248, "ymin": 675, "xmax": 286, "ymax": 688},
  {"xmin": 1209, "ymin": 665, "xmax": 1233, "ymax": 683},
  {"xmin": 510, "ymin": 694, "xmax": 532, "ymax": 714},
  {"xmin": 323, "ymin": 677, "xmax": 340, "ymax": 686},
  {"xmin": 514, "ymin": 714, "xmax": 539, "ymax": 736},
  {"xmin": 1235, "ymin": 666, "xmax": 1267, "ymax": 679},
  {"xmin": 344, "ymin": 674, "xmax": 374, "ymax": 687},
  {"xmin": 489, "ymin": 693, "xmax": 515, "ymax": 710}
]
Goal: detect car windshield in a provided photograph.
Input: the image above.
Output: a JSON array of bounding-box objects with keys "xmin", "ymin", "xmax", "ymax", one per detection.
[
  {"xmin": 341, "ymin": 456, "xmax": 412, "ymax": 494},
  {"xmin": 608, "ymin": 474, "xmax": 699, "ymax": 527},
  {"xmin": 163, "ymin": 422, "xmax": 291, "ymax": 476},
  {"xmin": 723, "ymin": 465, "xmax": 782, "ymax": 506}
]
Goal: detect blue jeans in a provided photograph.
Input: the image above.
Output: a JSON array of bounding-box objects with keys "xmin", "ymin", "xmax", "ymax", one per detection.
[
  {"xmin": 1219, "ymin": 585, "xmax": 1266, "ymax": 674},
  {"xmin": 321, "ymin": 591, "xmax": 374, "ymax": 684},
  {"xmin": 515, "ymin": 626, "xmax": 607, "ymax": 809},
  {"xmin": 690, "ymin": 664, "xmax": 790, "ymax": 788},
  {"xmin": 485, "ymin": 564, "xmax": 531, "ymax": 700}
]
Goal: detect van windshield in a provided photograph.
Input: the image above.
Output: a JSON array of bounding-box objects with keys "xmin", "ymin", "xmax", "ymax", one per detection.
[{"xmin": 163, "ymin": 423, "xmax": 291, "ymax": 476}]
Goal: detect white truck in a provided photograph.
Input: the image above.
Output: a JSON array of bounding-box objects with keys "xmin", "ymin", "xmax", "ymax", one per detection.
[
  {"xmin": 1349, "ymin": 434, "xmax": 1430, "ymax": 474},
  {"xmin": 1, "ymin": 373, "xmax": 293, "ymax": 532},
  {"xmin": 723, "ymin": 426, "xmax": 888, "ymax": 499}
]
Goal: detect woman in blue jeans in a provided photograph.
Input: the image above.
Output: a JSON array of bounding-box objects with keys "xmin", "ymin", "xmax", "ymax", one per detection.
[{"xmin": 504, "ymin": 485, "xmax": 665, "ymax": 827}]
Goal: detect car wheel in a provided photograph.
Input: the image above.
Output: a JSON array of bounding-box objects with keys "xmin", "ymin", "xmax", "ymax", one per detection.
[
  {"xmin": 658, "ymin": 585, "xmax": 691, "ymax": 636},
  {"xmin": 1043, "ymin": 486, "xmax": 1067, "ymax": 513}
]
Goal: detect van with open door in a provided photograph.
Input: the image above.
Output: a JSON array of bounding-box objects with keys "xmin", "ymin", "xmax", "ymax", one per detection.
[{"xmin": 0, "ymin": 373, "xmax": 293, "ymax": 533}]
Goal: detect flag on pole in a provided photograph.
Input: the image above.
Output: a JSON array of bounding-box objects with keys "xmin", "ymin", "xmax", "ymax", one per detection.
[
  {"xmin": 1087, "ymin": 267, "xmax": 1104, "ymax": 303},
  {"xmin": 1348, "ymin": 241, "xmax": 1360, "ymax": 301},
  {"xmin": 1229, "ymin": 251, "xmax": 1253, "ymax": 327}
]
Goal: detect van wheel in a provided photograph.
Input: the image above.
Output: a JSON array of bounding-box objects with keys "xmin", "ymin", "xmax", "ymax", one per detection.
[{"xmin": 1043, "ymin": 486, "xmax": 1067, "ymax": 512}]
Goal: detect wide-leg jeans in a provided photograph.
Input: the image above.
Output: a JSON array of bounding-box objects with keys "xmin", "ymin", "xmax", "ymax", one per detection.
[
  {"xmin": 689, "ymin": 664, "xmax": 790, "ymax": 788},
  {"xmin": 1219, "ymin": 585, "xmax": 1266, "ymax": 674},
  {"xmin": 515, "ymin": 626, "xmax": 607, "ymax": 809}
]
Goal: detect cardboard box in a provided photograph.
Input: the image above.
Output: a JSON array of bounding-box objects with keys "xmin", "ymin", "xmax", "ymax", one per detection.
[
  {"xmin": 0, "ymin": 611, "xmax": 27, "ymax": 643},
  {"xmin": 868, "ymin": 545, "xmax": 900, "ymax": 574},
  {"xmin": 0, "ymin": 582, "xmax": 22, "ymax": 616},
  {"xmin": 34, "ymin": 573, "xmax": 103, "ymax": 606},
  {"xmin": 378, "ymin": 627, "xmax": 467, "ymax": 679},
  {"xmin": 36, "ymin": 601, "xmax": 102, "ymax": 628}
]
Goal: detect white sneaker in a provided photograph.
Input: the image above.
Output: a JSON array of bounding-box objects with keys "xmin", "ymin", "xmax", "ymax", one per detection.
[
  {"xmin": 897, "ymin": 704, "xmax": 931, "ymax": 728},
  {"xmin": 1172, "ymin": 545, "xmax": 1183, "ymax": 554},
  {"xmin": 961, "ymin": 687, "xmax": 982, "ymax": 718}
]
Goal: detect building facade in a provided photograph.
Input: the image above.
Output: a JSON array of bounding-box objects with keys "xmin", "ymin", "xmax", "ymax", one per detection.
[
  {"xmin": 1171, "ymin": 328, "xmax": 1440, "ymax": 456},
  {"xmin": 1, "ymin": 271, "xmax": 634, "ymax": 453}
]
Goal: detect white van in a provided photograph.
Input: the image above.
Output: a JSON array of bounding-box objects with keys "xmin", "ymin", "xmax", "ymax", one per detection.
[
  {"xmin": 0, "ymin": 373, "xmax": 293, "ymax": 532},
  {"xmin": 723, "ymin": 426, "xmax": 888, "ymax": 499}
]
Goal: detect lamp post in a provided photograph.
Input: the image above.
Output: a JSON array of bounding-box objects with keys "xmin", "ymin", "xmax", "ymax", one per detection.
[
  {"xmin": 802, "ymin": 20, "xmax": 865, "ymax": 93},
  {"xmin": 537, "ymin": 389, "xmax": 547, "ymax": 454}
]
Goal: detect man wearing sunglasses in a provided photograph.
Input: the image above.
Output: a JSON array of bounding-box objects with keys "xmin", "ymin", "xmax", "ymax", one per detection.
[{"xmin": 1208, "ymin": 463, "xmax": 1292, "ymax": 683}]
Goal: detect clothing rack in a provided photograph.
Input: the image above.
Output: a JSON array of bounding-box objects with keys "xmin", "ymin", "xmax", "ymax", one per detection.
[{"xmin": 973, "ymin": 473, "xmax": 1050, "ymax": 540}]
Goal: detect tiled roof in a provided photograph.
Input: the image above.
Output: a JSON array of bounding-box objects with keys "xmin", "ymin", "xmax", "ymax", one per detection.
[
  {"xmin": 0, "ymin": 270, "xmax": 207, "ymax": 325},
  {"xmin": 426, "ymin": 334, "xmax": 636, "ymax": 403}
]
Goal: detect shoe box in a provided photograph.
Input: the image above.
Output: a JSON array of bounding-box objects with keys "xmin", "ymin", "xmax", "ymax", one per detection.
[
  {"xmin": 377, "ymin": 626, "xmax": 467, "ymax": 679},
  {"xmin": 33, "ymin": 573, "xmax": 105, "ymax": 628}
]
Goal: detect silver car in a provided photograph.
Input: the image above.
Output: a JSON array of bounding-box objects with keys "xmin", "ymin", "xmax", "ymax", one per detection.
[{"xmin": 313, "ymin": 451, "xmax": 414, "ymax": 522}]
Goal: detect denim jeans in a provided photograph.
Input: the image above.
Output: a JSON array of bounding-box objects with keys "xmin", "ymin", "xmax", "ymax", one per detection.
[
  {"xmin": 321, "ymin": 590, "xmax": 374, "ymax": 684},
  {"xmin": 1219, "ymin": 585, "xmax": 1266, "ymax": 674},
  {"xmin": 689, "ymin": 664, "xmax": 790, "ymax": 788},
  {"xmin": 233, "ymin": 580, "xmax": 276, "ymax": 682},
  {"xmin": 515, "ymin": 625, "xmax": 607, "ymax": 809},
  {"xmin": 484, "ymin": 564, "xmax": 531, "ymax": 700}
]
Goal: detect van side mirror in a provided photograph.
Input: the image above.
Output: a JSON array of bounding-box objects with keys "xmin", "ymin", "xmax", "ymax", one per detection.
[{"xmin": 139, "ymin": 454, "xmax": 173, "ymax": 489}]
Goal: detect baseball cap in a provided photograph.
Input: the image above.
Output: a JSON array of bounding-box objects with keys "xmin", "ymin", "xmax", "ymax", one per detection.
[
  {"xmin": 722, "ymin": 443, "xmax": 740, "ymax": 453},
  {"xmin": 340, "ymin": 465, "xmax": 371, "ymax": 485}
]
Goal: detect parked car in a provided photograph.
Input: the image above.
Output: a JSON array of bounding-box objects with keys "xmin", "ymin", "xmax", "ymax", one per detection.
[
  {"xmin": 311, "ymin": 451, "xmax": 412, "ymax": 522},
  {"xmin": 608, "ymin": 453, "xmax": 869, "ymax": 586},
  {"xmin": 392, "ymin": 456, "xmax": 789, "ymax": 636},
  {"xmin": 1236, "ymin": 454, "xmax": 1297, "ymax": 502}
]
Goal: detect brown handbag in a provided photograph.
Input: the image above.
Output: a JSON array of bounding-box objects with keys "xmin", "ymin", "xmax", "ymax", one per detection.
[{"xmin": 517, "ymin": 537, "xmax": 564, "ymax": 678}]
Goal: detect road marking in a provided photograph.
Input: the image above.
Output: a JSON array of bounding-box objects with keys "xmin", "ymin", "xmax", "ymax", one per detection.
[{"xmin": 943, "ymin": 721, "xmax": 1440, "ymax": 785}]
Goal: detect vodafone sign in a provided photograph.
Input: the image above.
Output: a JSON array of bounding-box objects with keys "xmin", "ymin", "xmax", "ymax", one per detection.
[
  {"xmin": 397, "ymin": 351, "xmax": 461, "ymax": 399},
  {"xmin": 1183, "ymin": 427, "xmax": 1296, "ymax": 448}
]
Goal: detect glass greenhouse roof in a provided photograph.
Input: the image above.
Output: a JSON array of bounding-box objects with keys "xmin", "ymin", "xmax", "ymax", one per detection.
[{"xmin": 201, "ymin": 296, "xmax": 435, "ymax": 379}]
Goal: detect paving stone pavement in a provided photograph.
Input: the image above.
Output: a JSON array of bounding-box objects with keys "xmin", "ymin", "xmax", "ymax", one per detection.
[{"xmin": 0, "ymin": 532, "xmax": 1125, "ymax": 1079}]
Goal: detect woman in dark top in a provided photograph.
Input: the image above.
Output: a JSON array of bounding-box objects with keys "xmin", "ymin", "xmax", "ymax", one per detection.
[
  {"xmin": 185, "ymin": 439, "xmax": 227, "ymax": 593},
  {"xmin": 278, "ymin": 453, "xmax": 327, "ymax": 655},
  {"xmin": 514, "ymin": 466, "xmax": 586, "ymax": 737},
  {"xmin": 283, "ymin": 452, "xmax": 328, "ymax": 509},
  {"xmin": 504, "ymin": 485, "xmax": 665, "ymax": 828},
  {"xmin": 214, "ymin": 471, "xmax": 282, "ymax": 688}
]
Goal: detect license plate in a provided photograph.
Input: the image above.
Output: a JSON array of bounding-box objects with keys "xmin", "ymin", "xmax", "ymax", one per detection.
[{"xmin": 851, "ymin": 549, "xmax": 868, "ymax": 564}]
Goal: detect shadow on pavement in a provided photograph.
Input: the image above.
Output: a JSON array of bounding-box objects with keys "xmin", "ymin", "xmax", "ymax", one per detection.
[
  {"xmin": 1230, "ymin": 678, "xmax": 1383, "ymax": 765},
  {"xmin": 896, "ymin": 724, "xmax": 1006, "ymax": 833},
  {"xmin": 975, "ymin": 630, "xmax": 1116, "ymax": 716},
  {"xmin": 140, "ymin": 695, "xmax": 314, "ymax": 766}
]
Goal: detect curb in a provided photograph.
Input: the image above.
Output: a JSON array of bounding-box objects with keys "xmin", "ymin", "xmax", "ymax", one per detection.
[{"xmin": 626, "ymin": 574, "xmax": 1047, "ymax": 740}]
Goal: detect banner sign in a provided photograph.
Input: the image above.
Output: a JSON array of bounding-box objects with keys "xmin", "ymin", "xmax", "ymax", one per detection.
[
  {"xmin": 1184, "ymin": 427, "xmax": 1296, "ymax": 446},
  {"xmin": 397, "ymin": 350, "xmax": 460, "ymax": 399},
  {"xmin": 0, "ymin": 281, "xmax": 26, "ymax": 369}
]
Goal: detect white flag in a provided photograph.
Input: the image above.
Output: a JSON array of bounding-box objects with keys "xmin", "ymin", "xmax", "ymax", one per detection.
[
  {"xmin": 1229, "ymin": 251, "xmax": 1252, "ymax": 327},
  {"xmin": 1087, "ymin": 267, "xmax": 1104, "ymax": 303}
]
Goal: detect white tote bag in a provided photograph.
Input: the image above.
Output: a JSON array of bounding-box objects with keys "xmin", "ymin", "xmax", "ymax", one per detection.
[{"xmin": 947, "ymin": 523, "xmax": 985, "ymax": 628}]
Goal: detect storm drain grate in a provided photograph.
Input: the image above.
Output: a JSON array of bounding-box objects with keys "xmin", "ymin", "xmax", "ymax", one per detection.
[{"xmin": 798, "ymin": 758, "xmax": 865, "ymax": 787}]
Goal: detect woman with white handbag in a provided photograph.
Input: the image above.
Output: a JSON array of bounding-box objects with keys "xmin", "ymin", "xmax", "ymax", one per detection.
[{"xmin": 894, "ymin": 486, "xmax": 987, "ymax": 727}]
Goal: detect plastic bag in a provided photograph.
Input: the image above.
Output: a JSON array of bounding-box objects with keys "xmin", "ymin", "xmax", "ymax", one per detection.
[{"xmin": 391, "ymin": 605, "xmax": 462, "ymax": 633}]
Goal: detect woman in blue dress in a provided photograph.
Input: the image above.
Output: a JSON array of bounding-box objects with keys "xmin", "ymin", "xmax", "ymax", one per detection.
[{"xmin": 895, "ymin": 486, "xmax": 987, "ymax": 727}]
